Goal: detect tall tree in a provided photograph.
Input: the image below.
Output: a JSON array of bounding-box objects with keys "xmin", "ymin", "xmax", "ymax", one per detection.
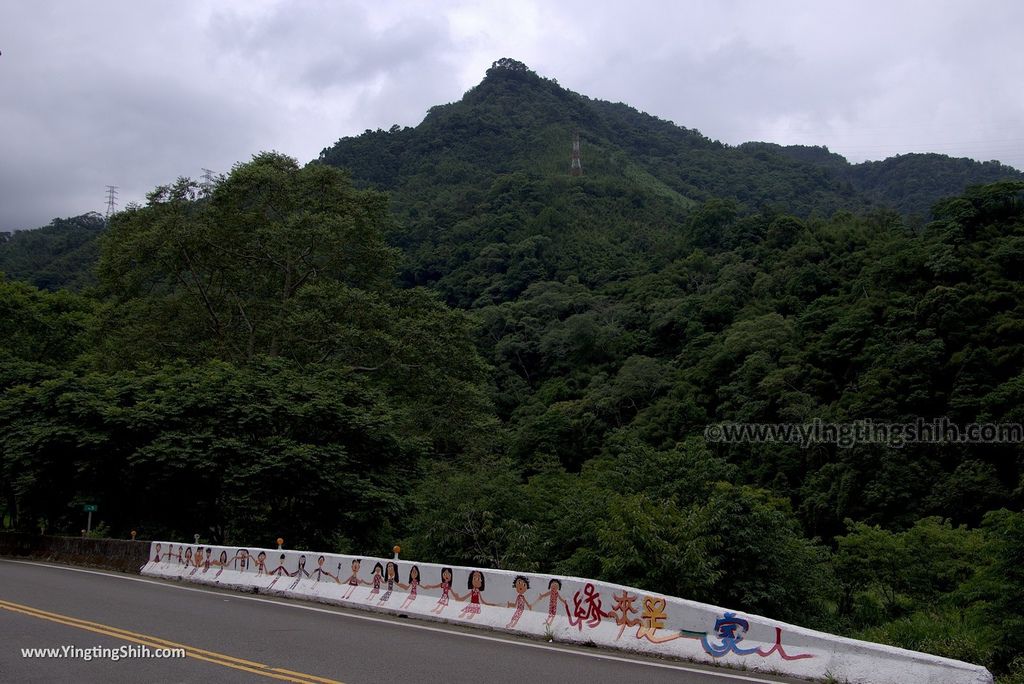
[{"xmin": 97, "ymin": 153, "xmax": 397, "ymax": 366}]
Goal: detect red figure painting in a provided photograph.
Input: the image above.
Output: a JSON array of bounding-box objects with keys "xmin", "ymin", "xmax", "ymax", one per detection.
[
  {"xmin": 189, "ymin": 547, "xmax": 204, "ymax": 576},
  {"xmin": 212, "ymin": 550, "xmax": 229, "ymax": 578},
  {"xmin": 506, "ymin": 575, "xmax": 533, "ymax": 629},
  {"xmin": 425, "ymin": 567, "xmax": 454, "ymax": 615},
  {"xmin": 254, "ymin": 551, "xmax": 268, "ymax": 577},
  {"xmin": 233, "ymin": 549, "xmax": 251, "ymax": 572},
  {"xmin": 342, "ymin": 559, "xmax": 362, "ymax": 599},
  {"xmin": 454, "ymin": 570, "xmax": 495, "ymax": 620},
  {"xmin": 400, "ymin": 565, "xmax": 421, "ymax": 609},
  {"xmin": 363, "ymin": 562, "xmax": 384, "ymax": 601},
  {"xmin": 378, "ymin": 562, "xmax": 400, "ymax": 604},
  {"xmin": 537, "ymin": 579, "xmax": 570, "ymax": 626}
]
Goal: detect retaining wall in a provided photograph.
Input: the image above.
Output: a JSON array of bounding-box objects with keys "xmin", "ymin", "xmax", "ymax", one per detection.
[
  {"xmin": 142, "ymin": 541, "xmax": 993, "ymax": 684},
  {"xmin": 0, "ymin": 532, "xmax": 149, "ymax": 573}
]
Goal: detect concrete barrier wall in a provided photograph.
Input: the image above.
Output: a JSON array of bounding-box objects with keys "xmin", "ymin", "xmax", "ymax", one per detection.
[{"xmin": 142, "ymin": 541, "xmax": 992, "ymax": 684}]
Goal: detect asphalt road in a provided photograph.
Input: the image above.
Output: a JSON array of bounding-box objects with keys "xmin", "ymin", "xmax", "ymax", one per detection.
[{"xmin": 0, "ymin": 558, "xmax": 806, "ymax": 684}]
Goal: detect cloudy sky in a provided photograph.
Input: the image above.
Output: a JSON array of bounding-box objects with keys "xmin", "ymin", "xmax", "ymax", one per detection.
[{"xmin": 2, "ymin": 0, "xmax": 1023, "ymax": 231}]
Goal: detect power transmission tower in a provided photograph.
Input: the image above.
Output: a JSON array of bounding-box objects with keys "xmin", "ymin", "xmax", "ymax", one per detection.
[
  {"xmin": 570, "ymin": 131, "xmax": 583, "ymax": 176},
  {"xmin": 104, "ymin": 185, "xmax": 119, "ymax": 220},
  {"xmin": 200, "ymin": 168, "xmax": 216, "ymax": 194}
]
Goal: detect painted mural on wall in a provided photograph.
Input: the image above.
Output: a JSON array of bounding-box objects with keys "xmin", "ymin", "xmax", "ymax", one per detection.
[
  {"xmin": 696, "ymin": 612, "xmax": 813, "ymax": 661},
  {"xmin": 142, "ymin": 540, "xmax": 818, "ymax": 673},
  {"xmin": 137, "ymin": 539, "xmax": 996, "ymax": 684}
]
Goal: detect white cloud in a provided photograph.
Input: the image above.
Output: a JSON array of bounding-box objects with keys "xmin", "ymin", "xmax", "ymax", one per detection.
[{"xmin": 1, "ymin": 0, "xmax": 1022, "ymax": 231}]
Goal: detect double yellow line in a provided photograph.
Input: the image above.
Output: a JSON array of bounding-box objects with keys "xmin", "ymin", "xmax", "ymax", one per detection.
[{"xmin": 0, "ymin": 598, "xmax": 342, "ymax": 683}]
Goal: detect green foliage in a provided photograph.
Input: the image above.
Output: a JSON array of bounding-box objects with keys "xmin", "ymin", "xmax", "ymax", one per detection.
[
  {"xmin": 835, "ymin": 510, "xmax": 1024, "ymax": 675},
  {"xmin": 961, "ymin": 509, "xmax": 1024, "ymax": 672},
  {"xmin": 2, "ymin": 61, "xmax": 1023, "ymax": 676},
  {"xmin": 855, "ymin": 608, "xmax": 991, "ymax": 670},
  {"xmin": 0, "ymin": 276, "xmax": 95, "ymax": 365},
  {"xmin": 0, "ymin": 357, "xmax": 421, "ymax": 552},
  {"xmin": 406, "ymin": 438, "xmax": 834, "ymax": 626},
  {"xmin": 97, "ymin": 154, "xmax": 397, "ymax": 365},
  {"xmin": 835, "ymin": 518, "xmax": 984, "ymax": 626},
  {"xmin": 753, "ymin": 146, "xmax": 1023, "ymax": 217},
  {"xmin": 390, "ymin": 174, "xmax": 1022, "ymax": 670},
  {"xmin": 85, "ymin": 522, "xmax": 112, "ymax": 539},
  {"xmin": 0, "ymin": 213, "xmax": 105, "ymax": 291},
  {"xmin": 314, "ymin": 61, "xmax": 1017, "ymax": 317},
  {"xmin": 0, "ymin": 153, "xmax": 495, "ymax": 553},
  {"xmin": 404, "ymin": 455, "xmax": 542, "ymax": 570}
]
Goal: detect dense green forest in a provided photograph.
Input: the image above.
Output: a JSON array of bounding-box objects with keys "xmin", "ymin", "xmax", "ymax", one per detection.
[
  {"xmin": 740, "ymin": 143, "xmax": 1023, "ymax": 216},
  {"xmin": 2, "ymin": 60, "xmax": 1023, "ymax": 679},
  {"xmin": 0, "ymin": 212, "xmax": 104, "ymax": 291}
]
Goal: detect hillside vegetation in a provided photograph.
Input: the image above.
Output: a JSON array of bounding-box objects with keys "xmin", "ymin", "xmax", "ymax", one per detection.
[{"xmin": 2, "ymin": 59, "xmax": 1023, "ymax": 679}]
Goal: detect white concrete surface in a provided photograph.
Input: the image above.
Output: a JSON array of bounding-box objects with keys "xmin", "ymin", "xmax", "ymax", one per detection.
[{"xmin": 141, "ymin": 541, "xmax": 993, "ymax": 684}]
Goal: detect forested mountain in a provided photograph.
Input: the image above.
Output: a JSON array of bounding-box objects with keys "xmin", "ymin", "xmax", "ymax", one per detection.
[
  {"xmin": 0, "ymin": 212, "xmax": 104, "ymax": 291},
  {"xmin": 743, "ymin": 142, "xmax": 1024, "ymax": 216},
  {"xmin": 2, "ymin": 155, "xmax": 495, "ymax": 552},
  {"xmin": 318, "ymin": 58, "xmax": 1022, "ymax": 309},
  {"xmin": 3, "ymin": 59, "xmax": 1024, "ymax": 680},
  {"xmin": 4, "ymin": 59, "xmax": 1019, "ymax": 297}
]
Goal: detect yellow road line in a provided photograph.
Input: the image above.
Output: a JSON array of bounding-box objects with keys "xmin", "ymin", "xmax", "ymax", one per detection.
[
  {"xmin": 1, "ymin": 599, "xmax": 264, "ymax": 668},
  {"xmin": 0, "ymin": 598, "xmax": 268, "ymax": 668},
  {"xmin": 0, "ymin": 598, "xmax": 342, "ymax": 684}
]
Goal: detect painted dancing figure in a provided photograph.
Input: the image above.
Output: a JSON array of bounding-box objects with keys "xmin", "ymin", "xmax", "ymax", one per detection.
[
  {"xmin": 267, "ymin": 553, "xmax": 292, "ymax": 590},
  {"xmin": 312, "ymin": 555, "xmax": 338, "ymax": 582},
  {"xmin": 400, "ymin": 566, "xmax": 421, "ymax": 609},
  {"xmin": 288, "ymin": 555, "xmax": 311, "ymax": 590},
  {"xmin": 189, "ymin": 547, "xmax": 204, "ymax": 576},
  {"xmin": 212, "ymin": 550, "xmax": 229, "ymax": 578},
  {"xmin": 363, "ymin": 562, "xmax": 385, "ymax": 601},
  {"xmin": 342, "ymin": 559, "xmax": 362, "ymax": 599},
  {"xmin": 506, "ymin": 575, "xmax": 533, "ymax": 629},
  {"xmin": 536, "ymin": 578, "xmax": 569, "ymax": 626},
  {"xmin": 424, "ymin": 567, "xmax": 454, "ymax": 614},
  {"xmin": 454, "ymin": 570, "xmax": 494, "ymax": 620},
  {"xmin": 233, "ymin": 549, "xmax": 251, "ymax": 573},
  {"xmin": 254, "ymin": 551, "xmax": 268, "ymax": 577},
  {"xmin": 378, "ymin": 562, "xmax": 399, "ymax": 604}
]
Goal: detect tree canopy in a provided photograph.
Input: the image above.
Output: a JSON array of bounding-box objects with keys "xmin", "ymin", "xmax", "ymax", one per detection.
[{"xmin": 2, "ymin": 65, "xmax": 1023, "ymax": 680}]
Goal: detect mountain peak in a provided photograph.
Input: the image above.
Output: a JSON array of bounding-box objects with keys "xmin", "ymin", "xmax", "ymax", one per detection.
[
  {"xmin": 487, "ymin": 57, "xmax": 535, "ymax": 75},
  {"xmin": 318, "ymin": 61, "xmax": 1024, "ymax": 217},
  {"xmin": 477, "ymin": 57, "xmax": 556, "ymax": 91}
]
